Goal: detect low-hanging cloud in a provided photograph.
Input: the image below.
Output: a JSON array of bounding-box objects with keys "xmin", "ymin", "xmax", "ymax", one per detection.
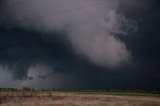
[
  {"xmin": 0, "ymin": 0, "xmax": 136, "ymax": 68},
  {"xmin": 0, "ymin": 65, "xmax": 69, "ymax": 89}
]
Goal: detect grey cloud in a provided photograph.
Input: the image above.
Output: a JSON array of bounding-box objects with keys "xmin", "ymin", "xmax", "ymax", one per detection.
[
  {"xmin": 0, "ymin": 0, "xmax": 136, "ymax": 68},
  {"xmin": 0, "ymin": 66, "xmax": 21, "ymax": 88},
  {"xmin": 0, "ymin": 65, "xmax": 66, "ymax": 89}
]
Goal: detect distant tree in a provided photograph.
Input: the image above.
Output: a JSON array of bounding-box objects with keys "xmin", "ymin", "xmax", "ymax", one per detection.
[{"xmin": 22, "ymin": 87, "xmax": 32, "ymax": 92}]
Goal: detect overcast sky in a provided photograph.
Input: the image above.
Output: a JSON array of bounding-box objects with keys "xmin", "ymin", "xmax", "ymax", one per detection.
[{"xmin": 0, "ymin": 0, "xmax": 160, "ymax": 91}]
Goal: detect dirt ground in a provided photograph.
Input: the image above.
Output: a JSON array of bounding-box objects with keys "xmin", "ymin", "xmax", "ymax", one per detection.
[{"xmin": 0, "ymin": 92, "xmax": 160, "ymax": 106}]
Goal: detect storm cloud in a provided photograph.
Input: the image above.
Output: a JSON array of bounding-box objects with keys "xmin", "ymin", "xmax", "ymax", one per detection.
[
  {"xmin": 0, "ymin": 0, "xmax": 160, "ymax": 90},
  {"xmin": 0, "ymin": 0, "xmax": 136, "ymax": 68}
]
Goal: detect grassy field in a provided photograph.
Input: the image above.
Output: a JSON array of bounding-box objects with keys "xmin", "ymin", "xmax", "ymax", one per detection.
[{"xmin": 0, "ymin": 91, "xmax": 160, "ymax": 106}]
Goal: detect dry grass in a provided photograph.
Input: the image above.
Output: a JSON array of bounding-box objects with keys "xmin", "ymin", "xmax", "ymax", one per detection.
[{"xmin": 0, "ymin": 92, "xmax": 160, "ymax": 106}]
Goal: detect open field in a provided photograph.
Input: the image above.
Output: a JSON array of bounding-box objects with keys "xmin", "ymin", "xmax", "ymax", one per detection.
[{"xmin": 0, "ymin": 91, "xmax": 160, "ymax": 106}]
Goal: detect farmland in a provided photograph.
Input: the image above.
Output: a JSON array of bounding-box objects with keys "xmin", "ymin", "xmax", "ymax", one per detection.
[{"xmin": 0, "ymin": 90, "xmax": 160, "ymax": 106}]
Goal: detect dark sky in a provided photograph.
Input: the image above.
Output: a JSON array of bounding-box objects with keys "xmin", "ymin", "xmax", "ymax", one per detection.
[{"xmin": 0, "ymin": 0, "xmax": 160, "ymax": 91}]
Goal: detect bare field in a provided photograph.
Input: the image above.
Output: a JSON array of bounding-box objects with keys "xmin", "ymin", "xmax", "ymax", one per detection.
[{"xmin": 0, "ymin": 92, "xmax": 160, "ymax": 106}]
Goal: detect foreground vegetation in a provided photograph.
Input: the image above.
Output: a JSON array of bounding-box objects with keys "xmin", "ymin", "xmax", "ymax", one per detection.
[
  {"xmin": 0, "ymin": 87, "xmax": 159, "ymax": 97},
  {"xmin": 0, "ymin": 88, "xmax": 160, "ymax": 106}
]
